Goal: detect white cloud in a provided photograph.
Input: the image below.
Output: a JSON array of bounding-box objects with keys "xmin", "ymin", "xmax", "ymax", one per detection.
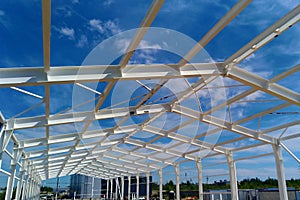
[
  {"xmin": 72, "ymin": 0, "xmax": 79, "ymax": 3},
  {"xmin": 89, "ymin": 19, "xmax": 104, "ymax": 33},
  {"xmin": 0, "ymin": 10, "xmax": 5, "ymax": 16},
  {"xmin": 89, "ymin": 19, "xmax": 121, "ymax": 35},
  {"xmin": 114, "ymin": 39, "xmax": 162, "ymax": 64},
  {"xmin": 138, "ymin": 40, "xmax": 162, "ymax": 50},
  {"xmin": 104, "ymin": 20, "xmax": 121, "ymax": 34},
  {"xmin": 76, "ymin": 34, "xmax": 88, "ymax": 48},
  {"xmin": 59, "ymin": 27, "xmax": 75, "ymax": 40},
  {"xmin": 103, "ymin": 0, "xmax": 114, "ymax": 6}
]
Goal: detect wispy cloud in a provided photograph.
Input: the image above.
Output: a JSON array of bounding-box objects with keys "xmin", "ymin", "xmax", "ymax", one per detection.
[
  {"xmin": 89, "ymin": 19, "xmax": 121, "ymax": 35},
  {"xmin": 58, "ymin": 27, "xmax": 75, "ymax": 40},
  {"xmin": 103, "ymin": 0, "xmax": 114, "ymax": 7},
  {"xmin": 76, "ymin": 34, "xmax": 88, "ymax": 48},
  {"xmin": 114, "ymin": 38, "xmax": 162, "ymax": 64},
  {"xmin": 0, "ymin": 10, "xmax": 5, "ymax": 16}
]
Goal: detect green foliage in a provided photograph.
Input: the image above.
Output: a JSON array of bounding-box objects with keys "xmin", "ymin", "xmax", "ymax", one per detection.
[
  {"xmin": 154, "ymin": 178, "xmax": 300, "ymax": 193},
  {"xmin": 41, "ymin": 186, "xmax": 53, "ymax": 193},
  {"xmin": 163, "ymin": 180, "xmax": 175, "ymax": 191},
  {"xmin": 287, "ymin": 178, "xmax": 300, "ymax": 190},
  {"xmin": 0, "ymin": 191, "xmax": 5, "ymax": 200}
]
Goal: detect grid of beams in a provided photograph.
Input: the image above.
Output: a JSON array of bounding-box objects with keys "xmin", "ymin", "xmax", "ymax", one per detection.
[{"xmin": 0, "ymin": 1, "xmax": 299, "ymax": 200}]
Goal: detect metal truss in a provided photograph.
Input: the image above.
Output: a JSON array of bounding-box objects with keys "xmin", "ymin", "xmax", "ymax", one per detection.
[{"xmin": 0, "ymin": 1, "xmax": 299, "ymax": 200}]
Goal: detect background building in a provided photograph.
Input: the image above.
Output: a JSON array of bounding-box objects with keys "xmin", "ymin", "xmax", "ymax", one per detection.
[
  {"xmin": 70, "ymin": 174, "xmax": 103, "ymax": 199},
  {"xmin": 70, "ymin": 174, "xmax": 152, "ymax": 199}
]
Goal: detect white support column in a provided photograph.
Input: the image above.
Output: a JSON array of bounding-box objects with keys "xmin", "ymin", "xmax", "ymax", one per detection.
[
  {"xmin": 0, "ymin": 130, "xmax": 12, "ymax": 168},
  {"xmin": 159, "ymin": 169, "xmax": 163, "ymax": 200},
  {"xmin": 128, "ymin": 176, "xmax": 131, "ymax": 200},
  {"xmin": 136, "ymin": 174, "xmax": 139, "ymax": 200},
  {"xmin": 0, "ymin": 126, "xmax": 5, "ymax": 168},
  {"xmin": 38, "ymin": 183, "xmax": 41, "ymax": 199},
  {"xmin": 22, "ymin": 165, "xmax": 30, "ymax": 200},
  {"xmin": 146, "ymin": 173, "xmax": 150, "ymax": 200},
  {"xmin": 115, "ymin": 178, "xmax": 118, "ymax": 200},
  {"xmin": 121, "ymin": 176, "xmax": 124, "ymax": 200},
  {"xmin": 272, "ymin": 144, "xmax": 288, "ymax": 200},
  {"xmin": 29, "ymin": 178, "xmax": 34, "ymax": 200},
  {"xmin": 110, "ymin": 179, "xmax": 113, "ymax": 200},
  {"xmin": 16, "ymin": 158, "xmax": 25, "ymax": 200},
  {"xmin": 5, "ymin": 145, "xmax": 21, "ymax": 200},
  {"xmin": 27, "ymin": 178, "xmax": 32, "ymax": 200},
  {"xmin": 196, "ymin": 159, "xmax": 203, "ymax": 200},
  {"xmin": 106, "ymin": 179, "xmax": 109, "ymax": 199},
  {"xmin": 174, "ymin": 163, "xmax": 180, "ymax": 200},
  {"xmin": 37, "ymin": 182, "xmax": 40, "ymax": 200},
  {"xmin": 32, "ymin": 182, "xmax": 37, "ymax": 199},
  {"xmin": 91, "ymin": 176, "xmax": 94, "ymax": 199},
  {"xmin": 226, "ymin": 151, "xmax": 239, "ymax": 200}
]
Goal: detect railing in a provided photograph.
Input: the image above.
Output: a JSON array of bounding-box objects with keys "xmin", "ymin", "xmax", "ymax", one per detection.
[{"xmin": 201, "ymin": 191, "xmax": 231, "ymax": 200}]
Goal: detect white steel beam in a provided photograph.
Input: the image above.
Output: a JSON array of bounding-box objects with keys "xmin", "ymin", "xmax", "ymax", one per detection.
[
  {"xmin": 172, "ymin": 105, "xmax": 276, "ymax": 144},
  {"xmin": 234, "ymin": 102, "xmax": 292, "ymax": 125},
  {"xmin": 178, "ymin": 0, "xmax": 252, "ymax": 67},
  {"xmin": 262, "ymin": 119, "xmax": 300, "ymax": 134},
  {"xmin": 143, "ymin": 125, "xmax": 227, "ymax": 153},
  {"xmin": 120, "ymin": 0, "xmax": 165, "ymax": 69},
  {"xmin": 226, "ymin": 66, "xmax": 300, "ymax": 106},
  {"xmin": 9, "ymin": 103, "xmax": 166, "ymax": 130},
  {"xmin": 224, "ymin": 5, "xmax": 300, "ymax": 65},
  {"xmin": 0, "ymin": 63, "xmax": 223, "ymax": 87},
  {"xmin": 280, "ymin": 142, "xmax": 300, "ymax": 164}
]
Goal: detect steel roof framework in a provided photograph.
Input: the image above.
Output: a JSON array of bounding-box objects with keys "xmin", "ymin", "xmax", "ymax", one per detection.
[{"xmin": 0, "ymin": 1, "xmax": 299, "ymax": 200}]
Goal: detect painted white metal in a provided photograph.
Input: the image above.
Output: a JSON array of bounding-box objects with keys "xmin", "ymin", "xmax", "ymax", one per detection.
[
  {"xmin": 121, "ymin": 176, "xmax": 125, "ymax": 200},
  {"xmin": 146, "ymin": 172, "xmax": 150, "ymax": 200},
  {"xmin": 110, "ymin": 179, "xmax": 113, "ymax": 199},
  {"xmin": 15, "ymin": 158, "xmax": 26, "ymax": 200},
  {"xmin": 226, "ymin": 66, "xmax": 300, "ymax": 106},
  {"xmin": 106, "ymin": 179, "xmax": 109, "ymax": 199},
  {"xmin": 272, "ymin": 144, "xmax": 288, "ymax": 200},
  {"xmin": 5, "ymin": 145, "xmax": 21, "ymax": 200},
  {"xmin": 115, "ymin": 178, "xmax": 118, "ymax": 200},
  {"xmin": 178, "ymin": 0, "xmax": 252, "ymax": 67},
  {"xmin": 280, "ymin": 142, "xmax": 300, "ymax": 164},
  {"xmin": 174, "ymin": 163, "xmax": 180, "ymax": 200},
  {"xmin": 159, "ymin": 169, "xmax": 163, "ymax": 200},
  {"xmin": 224, "ymin": 5, "xmax": 300, "ymax": 65},
  {"xmin": 196, "ymin": 159, "xmax": 203, "ymax": 200},
  {"xmin": 226, "ymin": 152, "xmax": 239, "ymax": 200},
  {"xmin": 0, "ymin": 0, "xmax": 299, "ymax": 197},
  {"xmin": 0, "ymin": 63, "xmax": 223, "ymax": 87},
  {"xmin": 119, "ymin": 0, "xmax": 165, "ymax": 69},
  {"xmin": 128, "ymin": 175, "xmax": 131, "ymax": 200},
  {"xmin": 136, "ymin": 174, "xmax": 139, "ymax": 200}
]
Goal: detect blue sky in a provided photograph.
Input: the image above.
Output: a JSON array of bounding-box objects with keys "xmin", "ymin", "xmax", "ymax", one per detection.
[{"xmin": 0, "ymin": 0, "xmax": 300, "ymax": 189}]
